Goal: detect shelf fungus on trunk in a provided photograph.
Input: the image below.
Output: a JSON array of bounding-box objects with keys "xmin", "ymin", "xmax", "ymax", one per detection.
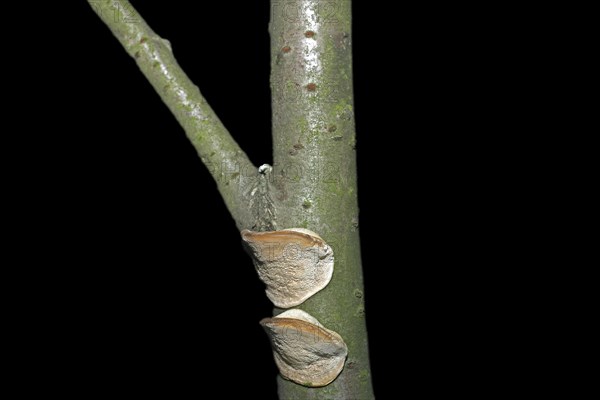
[
  {"xmin": 241, "ymin": 228, "xmax": 334, "ymax": 308},
  {"xmin": 260, "ymin": 309, "xmax": 348, "ymax": 387}
]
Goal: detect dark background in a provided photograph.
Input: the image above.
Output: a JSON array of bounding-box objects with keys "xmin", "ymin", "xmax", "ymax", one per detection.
[{"xmin": 20, "ymin": 1, "xmax": 513, "ymax": 398}]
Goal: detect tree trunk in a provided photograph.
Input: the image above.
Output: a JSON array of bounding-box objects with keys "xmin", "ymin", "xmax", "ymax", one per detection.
[
  {"xmin": 269, "ymin": 1, "xmax": 373, "ymax": 398},
  {"xmin": 89, "ymin": 0, "xmax": 373, "ymax": 398}
]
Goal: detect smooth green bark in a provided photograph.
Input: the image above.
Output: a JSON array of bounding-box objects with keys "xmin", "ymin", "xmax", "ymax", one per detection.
[{"xmin": 89, "ymin": 0, "xmax": 373, "ymax": 398}]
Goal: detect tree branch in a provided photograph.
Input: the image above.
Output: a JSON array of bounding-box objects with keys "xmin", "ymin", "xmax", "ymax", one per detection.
[{"xmin": 88, "ymin": 0, "xmax": 257, "ymax": 229}]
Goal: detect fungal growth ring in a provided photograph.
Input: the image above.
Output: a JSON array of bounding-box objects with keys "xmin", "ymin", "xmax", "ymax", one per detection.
[{"xmin": 241, "ymin": 228, "xmax": 334, "ymax": 308}]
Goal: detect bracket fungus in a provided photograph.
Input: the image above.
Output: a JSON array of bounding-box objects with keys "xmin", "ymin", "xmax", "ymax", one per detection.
[
  {"xmin": 260, "ymin": 309, "xmax": 348, "ymax": 387},
  {"xmin": 241, "ymin": 228, "xmax": 334, "ymax": 308}
]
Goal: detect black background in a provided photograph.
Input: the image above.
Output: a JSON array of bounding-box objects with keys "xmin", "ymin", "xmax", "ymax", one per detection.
[{"xmin": 18, "ymin": 1, "xmax": 513, "ymax": 398}]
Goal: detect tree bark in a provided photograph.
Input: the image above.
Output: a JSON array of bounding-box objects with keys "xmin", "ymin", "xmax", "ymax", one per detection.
[
  {"xmin": 89, "ymin": 0, "xmax": 374, "ymax": 398},
  {"xmin": 269, "ymin": 1, "xmax": 373, "ymax": 398}
]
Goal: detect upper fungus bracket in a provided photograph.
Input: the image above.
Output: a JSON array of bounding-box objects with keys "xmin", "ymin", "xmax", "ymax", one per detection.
[{"xmin": 241, "ymin": 228, "xmax": 334, "ymax": 308}]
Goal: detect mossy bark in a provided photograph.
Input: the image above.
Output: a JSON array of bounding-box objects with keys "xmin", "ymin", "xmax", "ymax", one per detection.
[
  {"xmin": 89, "ymin": 0, "xmax": 374, "ymax": 398},
  {"xmin": 269, "ymin": 1, "xmax": 373, "ymax": 399}
]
